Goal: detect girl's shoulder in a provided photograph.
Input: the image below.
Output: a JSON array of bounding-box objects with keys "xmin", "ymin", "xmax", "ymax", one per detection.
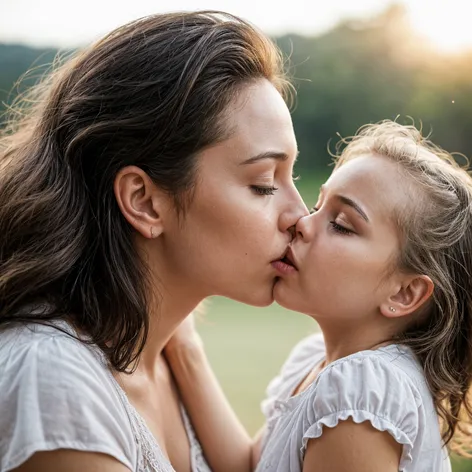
[
  {"xmin": 311, "ymin": 343, "xmax": 428, "ymax": 426},
  {"xmin": 318, "ymin": 343, "xmax": 426, "ymax": 395},
  {"xmin": 261, "ymin": 332, "xmax": 325, "ymax": 418},
  {"xmin": 300, "ymin": 344, "xmax": 435, "ymax": 468}
]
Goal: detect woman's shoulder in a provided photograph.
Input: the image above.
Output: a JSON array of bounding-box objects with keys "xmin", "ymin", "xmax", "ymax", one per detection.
[
  {"xmin": 2, "ymin": 318, "xmax": 82, "ymax": 344},
  {"xmin": 0, "ymin": 321, "xmax": 137, "ymax": 472},
  {"xmin": 0, "ymin": 320, "xmax": 108, "ymax": 380}
]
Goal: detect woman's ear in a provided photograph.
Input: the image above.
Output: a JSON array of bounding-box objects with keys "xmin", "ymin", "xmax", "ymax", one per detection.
[
  {"xmin": 114, "ymin": 166, "xmax": 169, "ymax": 239},
  {"xmin": 380, "ymin": 275, "xmax": 434, "ymax": 319}
]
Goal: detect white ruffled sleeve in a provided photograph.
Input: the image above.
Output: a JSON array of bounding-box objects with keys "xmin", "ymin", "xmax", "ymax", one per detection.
[
  {"xmin": 261, "ymin": 332, "xmax": 325, "ymax": 421},
  {"xmin": 303, "ymin": 354, "xmax": 422, "ymax": 469}
]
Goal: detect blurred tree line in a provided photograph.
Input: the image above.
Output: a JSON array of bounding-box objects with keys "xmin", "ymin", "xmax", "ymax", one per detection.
[
  {"xmin": 0, "ymin": 4, "xmax": 471, "ymax": 174},
  {"xmin": 277, "ymin": 4, "xmax": 472, "ymax": 172}
]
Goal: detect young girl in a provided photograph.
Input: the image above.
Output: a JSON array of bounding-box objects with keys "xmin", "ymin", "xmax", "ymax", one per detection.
[{"xmin": 166, "ymin": 120, "xmax": 472, "ymax": 471}]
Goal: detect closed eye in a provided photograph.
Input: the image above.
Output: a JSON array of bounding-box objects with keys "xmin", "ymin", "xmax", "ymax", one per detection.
[
  {"xmin": 251, "ymin": 185, "xmax": 279, "ymax": 196},
  {"xmin": 330, "ymin": 221, "xmax": 354, "ymax": 235}
]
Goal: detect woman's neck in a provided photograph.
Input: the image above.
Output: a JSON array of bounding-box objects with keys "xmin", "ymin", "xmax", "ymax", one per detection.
[
  {"xmin": 136, "ymin": 283, "xmax": 204, "ymax": 378},
  {"xmin": 131, "ymin": 237, "xmax": 208, "ymax": 378}
]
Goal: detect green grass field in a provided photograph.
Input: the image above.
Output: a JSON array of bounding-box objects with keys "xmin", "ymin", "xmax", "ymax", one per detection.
[
  {"xmin": 197, "ymin": 296, "xmax": 316, "ymax": 433},
  {"xmin": 197, "ymin": 174, "xmax": 471, "ymax": 471}
]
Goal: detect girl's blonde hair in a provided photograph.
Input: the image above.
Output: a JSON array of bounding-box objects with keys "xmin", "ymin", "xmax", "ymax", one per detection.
[{"xmin": 335, "ymin": 120, "xmax": 472, "ymax": 455}]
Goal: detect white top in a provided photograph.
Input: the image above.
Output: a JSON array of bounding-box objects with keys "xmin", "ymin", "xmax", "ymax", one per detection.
[
  {"xmin": 257, "ymin": 333, "xmax": 452, "ymax": 472},
  {"xmin": 0, "ymin": 321, "xmax": 211, "ymax": 472}
]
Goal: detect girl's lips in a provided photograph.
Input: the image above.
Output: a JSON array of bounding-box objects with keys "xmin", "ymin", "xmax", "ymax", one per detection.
[{"xmin": 284, "ymin": 247, "xmax": 298, "ymax": 270}]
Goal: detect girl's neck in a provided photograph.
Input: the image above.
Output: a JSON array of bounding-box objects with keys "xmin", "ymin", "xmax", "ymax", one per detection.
[{"xmin": 317, "ymin": 317, "xmax": 398, "ymax": 365}]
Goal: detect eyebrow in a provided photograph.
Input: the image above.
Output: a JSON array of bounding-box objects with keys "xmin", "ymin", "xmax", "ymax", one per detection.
[
  {"xmin": 240, "ymin": 150, "xmax": 297, "ymax": 165},
  {"xmin": 320, "ymin": 185, "xmax": 369, "ymax": 222}
]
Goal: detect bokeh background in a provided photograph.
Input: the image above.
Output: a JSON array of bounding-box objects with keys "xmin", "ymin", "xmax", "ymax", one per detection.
[{"xmin": 2, "ymin": 0, "xmax": 472, "ymax": 469}]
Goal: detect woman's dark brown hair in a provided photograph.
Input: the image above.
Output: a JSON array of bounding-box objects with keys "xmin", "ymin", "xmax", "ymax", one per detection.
[{"xmin": 0, "ymin": 11, "xmax": 290, "ymax": 372}]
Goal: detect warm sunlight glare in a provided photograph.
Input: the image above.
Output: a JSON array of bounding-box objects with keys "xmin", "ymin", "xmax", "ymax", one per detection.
[{"xmin": 408, "ymin": 2, "xmax": 472, "ymax": 53}]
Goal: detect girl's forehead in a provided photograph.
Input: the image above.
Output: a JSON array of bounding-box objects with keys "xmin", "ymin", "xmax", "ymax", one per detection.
[{"xmin": 325, "ymin": 155, "xmax": 412, "ymax": 222}]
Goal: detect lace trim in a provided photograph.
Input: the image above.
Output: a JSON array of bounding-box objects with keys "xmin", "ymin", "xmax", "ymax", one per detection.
[
  {"xmin": 106, "ymin": 366, "xmax": 211, "ymax": 472},
  {"xmin": 109, "ymin": 374, "xmax": 174, "ymax": 472},
  {"xmin": 180, "ymin": 407, "xmax": 208, "ymax": 471}
]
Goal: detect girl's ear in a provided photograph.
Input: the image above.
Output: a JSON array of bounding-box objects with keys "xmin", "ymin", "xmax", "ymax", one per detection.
[{"xmin": 380, "ymin": 275, "xmax": 434, "ymax": 318}]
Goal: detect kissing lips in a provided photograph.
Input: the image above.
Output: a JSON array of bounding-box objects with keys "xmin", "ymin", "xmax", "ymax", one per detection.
[
  {"xmin": 271, "ymin": 247, "xmax": 298, "ymax": 275},
  {"xmin": 283, "ymin": 247, "xmax": 298, "ymax": 270}
]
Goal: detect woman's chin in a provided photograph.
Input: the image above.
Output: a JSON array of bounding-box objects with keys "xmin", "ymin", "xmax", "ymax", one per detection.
[{"xmin": 229, "ymin": 286, "xmax": 274, "ymax": 308}]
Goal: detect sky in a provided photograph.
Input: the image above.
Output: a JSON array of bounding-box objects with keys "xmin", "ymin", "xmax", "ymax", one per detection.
[{"xmin": 1, "ymin": 0, "xmax": 472, "ymax": 53}]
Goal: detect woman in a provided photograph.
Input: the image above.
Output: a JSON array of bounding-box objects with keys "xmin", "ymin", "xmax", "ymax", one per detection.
[{"xmin": 0, "ymin": 11, "xmax": 307, "ymax": 472}]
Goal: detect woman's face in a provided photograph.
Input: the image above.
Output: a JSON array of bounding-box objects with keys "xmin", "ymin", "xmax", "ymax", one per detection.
[
  {"xmin": 274, "ymin": 155, "xmax": 408, "ymax": 319},
  {"xmin": 159, "ymin": 80, "xmax": 308, "ymax": 306}
]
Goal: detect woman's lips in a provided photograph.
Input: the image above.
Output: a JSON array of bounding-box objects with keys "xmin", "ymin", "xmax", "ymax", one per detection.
[
  {"xmin": 271, "ymin": 247, "xmax": 298, "ymax": 275},
  {"xmin": 271, "ymin": 259, "xmax": 297, "ymax": 275}
]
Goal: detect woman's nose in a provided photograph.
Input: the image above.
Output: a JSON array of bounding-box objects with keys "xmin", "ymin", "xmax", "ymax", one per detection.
[
  {"xmin": 295, "ymin": 213, "xmax": 314, "ymax": 241},
  {"xmin": 279, "ymin": 192, "xmax": 309, "ymax": 236},
  {"xmin": 287, "ymin": 224, "xmax": 296, "ymax": 241}
]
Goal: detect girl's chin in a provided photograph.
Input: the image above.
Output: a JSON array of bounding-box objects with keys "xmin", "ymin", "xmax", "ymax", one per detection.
[
  {"xmin": 273, "ymin": 280, "xmax": 299, "ymax": 310},
  {"xmin": 273, "ymin": 280, "xmax": 316, "ymax": 317}
]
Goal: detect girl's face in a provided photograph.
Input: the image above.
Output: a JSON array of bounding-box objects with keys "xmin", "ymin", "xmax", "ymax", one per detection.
[
  {"xmin": 274, "ymin": 155, "xmax": 409, "ymax": 320},
  {"xmin": 158, "ymin": 80, "xmax": 308, "ymax": 306}
]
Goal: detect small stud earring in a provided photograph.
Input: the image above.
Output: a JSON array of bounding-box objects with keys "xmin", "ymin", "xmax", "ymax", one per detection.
[
  {"xmin": 150, "ymin": 227, "xmax": 154, "ymax": 238},
  {"xmin": 389, "ymin": 306, "xmax": 396, "ymax": 313}
]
